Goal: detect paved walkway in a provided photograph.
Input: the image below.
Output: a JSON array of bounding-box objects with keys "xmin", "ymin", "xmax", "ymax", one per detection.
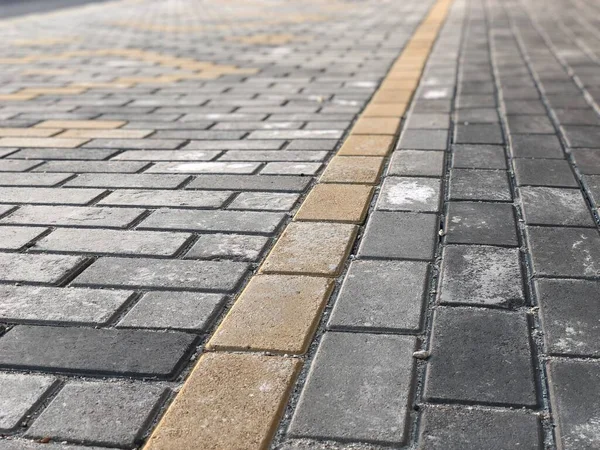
[{"xmin": 0, "ymin": 0, "xmax": 599, "ymax": 448}]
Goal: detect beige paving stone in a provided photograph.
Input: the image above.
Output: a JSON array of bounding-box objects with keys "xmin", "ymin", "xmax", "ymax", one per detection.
[
  {"xmin": 320, "ymin": 156, "xmax": 384, "ymax": 184},
  {"xmin": 0, "ymin": 93, "xmax": 38, "ymax": 101},
  {"xmin": 19, "ymin": 87, "xmax": 87, "ymax": 95},
  {"xmin": 361, "ymin": 103, "xmax": 408, "ymax": 117},
  {"xmin": 0, "ymin": 128, "xmax": 62, "ymax": 137},
  {"xmin": 295, "ymin": 184, "xmax": 373, "ymax": 223},
  {"xmin": 58, "ymin": 129, "xmax": 153, "ymax": 139},
  {"xmin": 337, "ymin": 135, "xmax": 394, "ymax": 156},
  {"xmin": 351, "ymin": 117, "xmax": 401, "ymax": 135},
  {"xmin": 207, "ymin": 275, "xmax": 333, "ymax": 354},
  {"xmin": 145, "ymin": 353, "xmax": 300, "ymax": 450},
  {"xmin": 371, "ymin": 89, "xmax": 414, "ymax": 104},
  {"xmin": 260, "ymin": 221, "xmax": 357, "ymax": 276},
  {"xmin": 35, "ymin": 120, "xmax": 126, "ymax": 129},
  {"xmin": 0, "ymin": 138, "xmax": 89, "ymax": 148}
]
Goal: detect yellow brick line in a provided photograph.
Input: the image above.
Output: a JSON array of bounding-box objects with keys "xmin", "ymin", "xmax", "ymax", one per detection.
[{"xmin": 144, "ymin": 1, "xmax": 452, "ymax": 448}]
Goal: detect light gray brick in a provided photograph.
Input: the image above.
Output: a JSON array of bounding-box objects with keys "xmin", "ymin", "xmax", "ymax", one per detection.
[
  {"xmin": 146, "ymin": 161, "xmax": 260, "ymax": 174},
  {"xmin": 219, "ymin": 150, "xmax": 327, "ymax": 162},
  {"xmin": 261, "ymin": 162, "xmax": 322, "ymax": 175},
  {"xmin": 97, "ymin": 189, "xmax": 231, "ymax": 208},
  {"xmin": 0, "ymin": 188, "xmax": 105, "ymax": 205},
  {"xmin": 2, "ymin": 206, "xmax": 144, "ymax": 228},
  {"xmin": 0, "ymin": 226, "xmax": 47, "ymax": 250},
  {"xmin": 184, "ymin": 140, "xmax": 284, "ymax": 150},
  {"xmin": 83, "ymin": 139, "xmax": 183, "ymax": 149},
  {"xmin": 0, "ymin": 160, "xmax": 44, "ymax": 172},
  {"xmin": 185, "ymin": 174, "xmax": 310, "ymax": 192},
  {"xmin": 33, "ymin": 161, "xmax": 148, "ymax": 173},
  {"xmin": 376, "ymin": 177, "xmax": 441, "ymax": 212},
  {"xmin": 111, "ymin": 150, "xmax": 221, "ymax": 161},
  {"xmin": 0, "ymin": 173, "xmax": 72, "ymax": 187},
  {"xmin": 0, "ymin": 253, "xmax": 84, "ymax": 284},
  {"xmin": 388, "ymin": 150, "xmax": 445, "ymax": 177},
  {"xmin": 0, "ymin": 373, "xmax": 56, "ymax": 431},
  {"xmin": 247, "ymin": 130, "xmax": 343, "ymax": 140},
  {"xmin": 228, "ymin": 192, "xmax": 300, "ymax": 211},
  {"xmin": 64, "ymin": 173, "xmax": 188, "ymax": 189},
  {"xmin": 10, "ymin": 148, "xmax": 118, "ymax": 160},
  {"xmin": 184, "ymin": 233, "xmax": 269, "ymax": 261}
]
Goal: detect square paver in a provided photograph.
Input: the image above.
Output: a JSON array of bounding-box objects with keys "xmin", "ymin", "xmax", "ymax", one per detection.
[
  {"xmin": 514, "ymin": 159, "xmax": 577, "ymax": 187},
  {"xmin": 376, "ymin": 177, "xmax": 441, "ymax": 212},
  {"xmin": 0, "ymin": 373, "xmax": 56, "ymax": 431},
  {"xmin": 445, "ymin": 201, "xmax": 518, "ymax": 245},
  {"xmin": 452, "ymin": 144, "xmax": 506, "ymax": 169},
  {"xmin": 520, "ymin": 187, "xmax": 594, "ymax": 226},
  {"xmin": 449, "ymin": 169, "xmax": 511, "ymax": 201}
]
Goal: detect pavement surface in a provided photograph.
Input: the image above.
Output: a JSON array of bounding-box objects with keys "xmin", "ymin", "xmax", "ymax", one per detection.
[
  {"xmin": 0, "ymin": 0, "xmax": 600, "ymax": 449},
  {"xmin": 0, "ymin": 0, "xmax": 111, "ymax": 19}
]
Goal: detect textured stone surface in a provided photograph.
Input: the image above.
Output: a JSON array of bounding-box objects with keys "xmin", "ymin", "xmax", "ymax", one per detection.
[
  {"xmin": 184, "ymin": 233, "xmax": 269, "ymax": 261},
  {"xmin": 449, "ymin": 169, "xmax": 511, "ymax": 201},
  {"xmin": 0, "ymin": 373, "xmax": 56, "ymax": 431},
  {"xmin": 445, "ymin": 202, "xmax": 517, "ymax": 245},
  {"xmin": 376, "ymin": 177, "xmax": 441, "ymax": 212},
  {"xmin": 0, "ymin": 253, "xmax": 84, "ymax": 284},
  {"xmin": 295, "ymin": 184, "xmax": 373, "ymax": 223}
]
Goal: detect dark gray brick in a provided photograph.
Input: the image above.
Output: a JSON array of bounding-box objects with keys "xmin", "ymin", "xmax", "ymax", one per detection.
[
  {"xmin": 520, "ymin": 187, "xmax": 594, "ymax": 226},
  {"xmin": 456, "ymin": 94, "xmax": 497, "ymax": 109},
  {"xmin": 398, "ymin": 129, "xmax": 448, "ymax": 150},
  {"xmin": 562, "ymin": 126, "xmax": 600, "ymax": 148},
  {"xmin": 64, "ymin": 173, "xmax": 188, "ymax": 189},
  {"xmin": 446, "ymin": 202, "xmax": 517, "ymax": 245},
  {"xmin": 0, "ymin": 325, "xmax": 195, "ymax": 378},
  {"xmin": 553, "ymin": 109, "xmax": 600, "ymax": 126},
  {"xmin": 0, "ymin": 373, "xmax": 56, "ymax": 431},
  {"xmin": 572, "ymin": 148, "xmax": 600, "ymax": 175},
  {"xmin": 452, "ymin": 144, "xmax": 506, "ymax": 169},
  {"xmin": 97, "ymin": 189, "xmax": 231, "ymax": 208},
  {"xmin": 185, "ymin": 174, "xmax": 310, "ymax": 192},
  {"xmin": 0, "ymin": 173, "xmax": 72, "ymax": 187},
  {"xmin": 328, "ymin": 260, "xmax": 427, "ymax": 332},
  {"xmin": 425, "ymin": 307, "xmax": 537, "ymax": 407},
  {"xmin": 454, "ymin": 124, "xmax": 504, "ymax": 144},
  {"xmin": 454, "ymin": 108, "xmax": 499, "ymax": 124},
  {"xmin": 388, "ymin": 150, "xmax": 445, "ymax": 177},
  {"xmin": 449, "ymin": 169, "xmax": 511, "ymax": 201},
  {"xmin": 376, "ymin": 177, "xmax": 441, "ymax": 212},
  {"xmin": 507, "ymin": 115, "xmax": 555, "ymax": 134},
  {"xmin": 289, "ymin": 332, "xmax": 415, "ymax": 445},
  {"xmin": 2, "ymin": 206, "xmax": 144, "ymax": 228},
  {"xmin": 405, "ymin": 113, "xmax": 450, "ymax": 129},
  {"xmin": 0, "ymin": 253, "xmax": 84, "ymax": 284},
  {"xmin": 510, "ymin": 134, "xmax": 563, "ymax": 158},
  {"xmin": 0, "ymin": 188, "xmax": 105, "ymax": 205},
  {"xmin": 504, "ymin": 100, "xmax": 546, "ymax": 115},
  {"xmin": 514, "ymin": 159, "xmax": 577, "ymax": 187}
]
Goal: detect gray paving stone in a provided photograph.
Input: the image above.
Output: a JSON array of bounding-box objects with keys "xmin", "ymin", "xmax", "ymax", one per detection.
[
  {"xmin": 0, "ymin": 253, "xmax": 84, "ymax": 284},
  {"xmin": 456, "ymin": 94, "xmax": 496, "ymax": 109},
  {"xmin": 220, "ymin": 150, "xmax": 327, "ymax": 162},
  {"xmin": 0, "ymin": 326, "xmax": 195, "ymax": 378},
  {"xmin": 388, "ymin": 150, "xmax": 445, "ymax": 177},
  {"xmin": 146, "ymin": 161, "xmax": 260, "ymax": 174},
  {"xmin": 228, "ymin": 192, "xmax": 300, "ymax": 211},
  {"xmin": 64, "ymin": 173, "xmax": 188, "ymax": 189},
  {"xmin": 33, "ymin": 229, "xmax": 190, "ymax": 257},
  {"xmin": 376, "ymin": 177, "xmax": 441, "ymax": 212},
  {"xmin": 139, "ymin": 209, "xmax": 284, "ymax": 234},
  {"xmin": 289, "ymin": 332, "xmax": 415, "ymax": 445},
  {"xmin": 10, "ymin": 148, "xmax": 118, "ymax": 160},
  {"xmin": 454, "ymin": 108, "xmax": 500, "ymax": 124},
  {"xmin": 0, "ymin": 373, "xmax": 56, "ymax": 431},
  {"xmin": 554, "ymin": 109, "xmax": 600, "ymax": 126},
  {"xmin": 73, "ymin": 257, "xmax": 249, "ymax": 291},
  {"xmin": 358, "ymin": 211, "xmax": 438, "ymax": 260},
  {"xmin": 2, "ymin": 206, "xmax": 145, "ymax": 228},
  {"xmin": 0, "ymin": 160, "xmax": 44, "ymax": 172},
  {"xmin": 452, "ymin": 144, "xmax": 507, "ymax": 169},
  {"xmin": 0, "ymin": 440, "xmax": 111, "ymax": 450},
  {"xmin": 548, "ymin": 359, "xmax": 600, "ymax": 450},
  {"xmin": 398, "ymin": 129, "xmax": 448, "ymax": 150},
  {"xmin": 151, "ymin": 130, "xmax": 246, "ymax": 140},
  {"xmin": 184, "ymin": 140, "xmax": 284, "ymax": 150},
  {"xmin": 33, "ymin": 161, "xmax": 148, "ymax": 173},
  {"xmin": 185, "ymin": 174, "xmax": 310, "ymax": 192},
  {"xmin": 510, "ymin": 134, "xmax": 564, "ymax": 158},
  {"xmin": 425, "ymin": 307, "xmax": 537, "ymax": 407},
  {"xmin": 286, "ymin": 139, "xmax": 339, "ymax": 150},
  {"xmin": 247, "ymin": 130, "xmax": 343, "ymax": 140},
  {"xmin": 449, "ymin": 169, "xmax": 511, "ymax": 201},
  {"xmin": 446, "ymin": 201, "xmax": 518, "ymax": 245},
  {"xmin": 520, "ymin": 187, "xmax": 594, "ymax": 226},
  {"xmin": 97, "ymin": 189, "xmax": 231, "ymax": 208},
  {"xmin": 504, "ymin": 100, "xmax": 546, "ymax": 115},
  {"xmin": 0, "ymin": 226, "xmax": 47, "ymax": 250},
  {"xmin": 261, "ymin": 162, "xmax": 322, "ymax": 175},
  {"xmin": 454, "ymin": 124, "xmax": 504, "ymax": 144},
  {"xmin": 0, "ymin": 173, "xmax": 72, "ymax": 187},
  {"xmin": 0, "ymin": 188, "xmax": 105, "ymax": 205},
  {"xmin": 118, "ymin": 291, "xmax": 224, "ymax": 331},
  {"xmin": 537, "ymin": 279, "xmax": 600, "ymax": 357},
  {"xmin": 572, "ymin": 148, "xmax": 600, "ymax": 175},
  {"xmin": 83, "ymin": 139, "xmax": 183, "ymax": 149},
  {"xmin": 26, "ymin": 381, "xmax": 166, "ymax": 447},
  {"xmin": 514, "ymin": 159, "xmax": 577, "ymax": 187},
  {"xmin": 419, "ymin": 407, "xmax": 542, "ymax": 450},
  {"xmin": 111, "ymin": 150, "xmax": 221, "ymax": 161},
  {"xmin": 527, "ymin": 226, "xmax": 600, "ymax": 277},
  {"xmin": 562, "ymin": 126, "xmax": 600, "ymax": 148},
  {"xmin": 184, "ymin": 233, "xmax": 269, "ymax": 261},
  {"xmin": 507, "ymin": 115, "xmax": 555, "ymax": 134},
  {"xmin": 405, "ymin": 113, "xmax": 450, "ymax": 129},
  {"xmin": 328, "ymin": 260, "xmax": 427, "ymax": 332}
]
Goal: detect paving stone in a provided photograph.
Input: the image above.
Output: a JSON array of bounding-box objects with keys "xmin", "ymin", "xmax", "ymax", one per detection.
[
  {"xmin": 289, "ymin": 332, "xmax": 415, "ymax": 444},
  {"xmin": 439, "ymin": 245, "xmax": 524, "ymax": 307},
  {"xmin": 319, "ymin": 156, "xmax": 384, "ymax": 184},
  {"xmin": 98, "ymin": 189, "xmax": 231, "ymax": 208},
  {"xmin": 0, "ymin": 160, "xmax": 43, "ymax": 172},
  {"xmin": 527, "ymin": 227, "xmax": 600, "ymax": 277},
  {"xmin": 507, "ymin": 115, "xmax": 555, "ymax": 134},
  {"xmin": 73, "ymin": 257, "xmax": 249, "ymax": 291},
  {"xmin": 296, "ymin": 184, "xmax": 373, "ymax": 223},
  {"xmin": 388, "ymin": 150, "xmax": 445, "ymax": 176},
  {"xmin": 328, "ymin": 260, "xmax": 427, "ymax": 332},
  {"xmin": 548, "ymin": 359, "xmax": 600, "ymax": 450},
  {"xmin": 150, "ymin": 130, "xmax": 245, "ymax": 140},
  {"xmin": 34, "ymin": 228, "xmax": 190, "ymax": 257},
  {"xmin": 352, "ymin": 117, "xmax": 400, "ymax": 135},
  {"xmin": 572, "ymin": 148, "xmax": 600, "ymax": 174},
  {"xmin": 0, "ymin": 373, "xmax": 56, "ymax": 431},
  {"xmin": 510, "ymin": 134, "xmax": 564, "ymax": 158},
  {"xmin": 220, "ymin": 150, "xmax": 327, "ymax": 162},
  {"xmin": 139, "ymin": 209, "xmax": 285, "ymax": 234},
  {"xmin": 554, "ymin": 109, "xmax": 600, "ymax": 126},
  {"xmin": 337, "ymin": 135, "xmax": 394, "ymax": 156},
  {"xmin": 118, "ymin": 291, "xmax": 225, "ymax": 331},
  {"xmin": 0, "ymin": 173, "xmax": 72, "ymax": 187},
  {"xmin": 147, "ymin": 161, "xmax": 260, "ymax": 174},
  {"xmin": 449, "ymin": 169, "xmax": 511, "ymax": 201},
  {"xmin": 536, "ymin": 279, "xmax": 600, "ymax": 357},
  {"xmin": 514, "ymin": 159, "xmax": 577, "ymax": 187},
  {"xmin": 0, "ymin": 226, "xmax": 47, "ymax": 250},
  {"xmin": 261, "ymin": 162, "xmax": 322, "ymax": 175},
  {"xmin": 185, "ymin": 140, "xmax": 284, "ymax": 150},
  {"xmin": 0, "ymin": 188, "xmax": 105, "ymax": 205},
  {"xmin": 454, "ymin": 108, "xmax": 499, "ymax": 123},
  {"xmin": 446, "ymin": 201, "xmax": 518, "ymax": 245},
  {"xmin": 229, "ymin": 192, "xmax": 300, "ymax": 211},
  {"xmin": 562, "ymin": 126, "xmax": 600, "ymax": 148},
  {"xmin": 454, "ymin": 124, "xmax": 504, "ymax": 144},
  {"xmin": 376, "ymin": 177, "xmax": 441, "ymax": 212},
  {"xmin": 520, "ymin": 186, "xmax": 594, "ymax": 226},
  {"xmin": 11, "ymin": 148, "xmax": 119, "ymax": 160},
  {"xmin": 398, "ymin": 129, "xmax": 448, "ymax": 150},
  {"xmin": 144, "ymin": 353, "xmax": 300, "ymax": 450},
  {"xmin": 419, "ymin": 407, "xmax": 542, "ymax": 450},
  {"xmin": 83, "ymin": 138, "xmax": 183, "ymax": 149},
  {"xmin": 425, "ymin": 307, "xmax": 537, "ymax": 407},
  {"xmin": 26, "ymin": 381, "xmax": 166, "ymax": 447},
  {"xmin": 504, "ymin": 100, "xmax": 546, "ymax": 115},
  {"xmin": 286, "ymin": 139, "xmax": 339, "ymax": 150},
  {"xmin": 0, "ymin": 440, "xmax": 110, "ymax": 450},
  {"xmin": 2, "ymin": 205, "xmax": 144, "ymax": 228},
  {"xmin": 64, "ymin": 173, "xmax": 188, "ymax": 189},
  {"xmin": 405, "ymin": 113, "xmax": 450, "ymax": 129},
  {"xmin": 186, "ymin": 174, "xmax": 310, "ymax": 192},
  {"xmin": 246, "ymin": 130, "xmax": 344, "ymax": 140},
  {"xmin": 0, "ymin": 253, "xmax": 84, "ymax": 284},
  {"xmin": 358, "ymin": 211, "xmax": 438, "ymax": 260},
  {"xmin": 0, "ymin": 137, "xmax": 89, "ymax": 148},
  {"xmin": 452, "ymin": 144, "xmax": 507, "ymax": 169},
  {"xmin": 112, "ymin": 150, "xmax": 221, "ymax": 161},
  {"xmin": 184, "ymin": 233, "xmax": 269, "ymax": 261},
  {"xmin": 35, "ymin": 120, "xmax": 125, "ymax": 129},
  {"xmin": 208, "ymin": 275, "xmax": 332, "ymax": 354},
  {"xmin": 0, "ymin": 325, "xmax": 195, "ymax": 378},
  {"xmin": 456, "ymin": 94, "xmax": 496, "ymax": 109}
]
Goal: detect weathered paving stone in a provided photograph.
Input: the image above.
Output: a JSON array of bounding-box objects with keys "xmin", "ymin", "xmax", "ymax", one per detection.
[
  {"xmin": 376, "ymin": 177, "xmax": 441, "ymax": 212},
  {"xmin": 425, "ymin": 307, "xmax": 537, "ymax": 407},
  {"xmin": 338, "ymin": 135, "xmax": 394, "ymax": 156},
  {"xmin": 208, "ymin": 275, "xmax": 333, "ymax": 354},
  {"xmin": 537, "ymin": 279, "xmax": 600, "ymax": 357},
  {"xmin": 527, "ymin": 227, "xmax": 600, "ymax": 277},
  {"xmin": 147, "ymin": 161, "xmax": 260, "ymax": 174},
  {"xmin": 2, "ymin": 206, "xmax": 145, "ymax": 228},
  {"xmin": 64, "ymin": 173, "xmax": 188, "ymax": 189},
  {"xmin": 446, "ymin": 202, "xmax": 518, "ymax": 246},
  {"xmin": 0, "ymin": 285, "xmax": 132, "ymax": 324},
  {"xmin": 454, "ymin": 108, "xmax": 499, "ymax": 124},
  {"xmin": 0, "ymin": 160, "xmax": 43, "ymax": 172},
  {"xmin": 0, "ymin": 326, "xmax": 195, "ymax": 378},
  {"xmin": 520, "ymin": 187, "xmax": 594, "ymax": 226},
  {"xmin": 139, "ymin": 209, "xmax": 285, "ymax": 234},
  {"xmin": 186, "ymin": 174, "xmax": 310, "ymax": 192},
  {"xmin": 0, "ymin": 173, "xmax": 72, "ymax": 187},
  {"xmin": 184, "ymin": 233, "xmax": 269, "ymax": 261},
  {"xmin": 419, "ymin": 407, "xmax": 542, "ymax": 450},
  {"xmin": 510, "ymin": 134, "xmax": 564, "ymax": 158},
  {"xmin": 452, "ymin": 144, "xmax": 507, "ymax": 169},
  {"xmin": 118, "ymin": 291, "xmax": 224, "ymax": 331},
  {"xmin": 295, "ymin": 184, "xmax": 373, "ymax": 223},
  {"xmin": 0, "ymin": 373, "xmax": 56, "ymax": 431},
  {"xmin": 449, "ymin": 169, "xmax": 512, "ymax": 201},
  {"xmin": 73, "ymin": 257, "xmax": 249, "ymax": 291},
  {"xmin": 26, "ymin": 381, "xmax": 167, "ymax": 447},
  {"xmin": 319, "ymin": 156, "xmax": 384, "ymax": 184},
  {"xmin": 0, "ymin": 253, "xmax": 84, "ymax": 284},
  {"xmin": 572, "ymin": 148, "xmax": 600, "ymax": 174},
  {"xmin": 514, "ymin": 159, "xmax": 578, "ymax": 187},
  {"xmin": 507, "ymin": 115, "xmax": 555, "ymax": 134},
  {"xmin": 358, "ymin": 211, "xmax": 438, "ymax": 260},
  {"xmin": 0, "ymin": 440, "xmax": 111, "ymax": 450},
  {"xmin": 261, "ymin": 162, "xmax": 322, "ymax": 176},
  {"xmin": 112, "ymin": 150, "xmax": 220, "ymax": 161},
  {"xmin": 405, "ymin": 113, "xmax": 450, "ymax": 129},
  {"xmin": 11, "ymin": 148, "xmax": 118, "ymax": 160},
  {"xmin": 328, "ymin": 260, "xmax": 427, "ymax": 332},
  {"xmin": 548, "ymin": 359, "xmax": 600, "ymax": 450},
  {"xmin": 562, "ymin": 126, "xmax": 600, "ymax": 148},
  {"xmin": 439, "ymin": 245, "xmax": 524, "ymax": 307},
  {"xmin": 398, "ymin": 129, "xmax": 448, "ymax": 150},
  {"xmin": 98, "ymin": 189, "xmax": 232, "ymax": 208},
  {"xmin": 0, "ymin": 188, "xmax": 105, "ymax": 205},
  {"xmin": 83, "ymin": 138, "xmax": 183, "ymax": 149},
  {"xmin": 184, "ymin": 139, "xmax": 284, "ymax": 150},
  {"xmin": 229, "ymin": 192, "xmax": 300, "ymax": 211},
  {"xmin": 454, "ymin": 124, "xmax": 504, "ymax": 144},
  {"xmin": 0, "ymin": 226, "xmax": 47, "ymax": 251},
  {"xmin": 289, "ymin": 332, "xmax": 415, "ymax": 445},
  {"xmin": 220, "ymin": 150, "xmax": 327, "ymax": 162},
  {"xmin": 247, "ymin": 130, "xmax": 343, "ymax": 140},
  {"xmin": 33, "ymin": 161, "xmax": 149, "ymax": 173},
  {"xmin": 388, "ymin": 150, "xmax": 445, "ymax": 177}
]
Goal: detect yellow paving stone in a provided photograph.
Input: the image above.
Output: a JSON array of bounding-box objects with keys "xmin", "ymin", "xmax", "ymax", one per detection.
[
  {"xmin": 71, "ymin": 81, "xmax": 133, "ymax": 89},
  {"xmin": 260, "ymin": 222, "xmax": 357, "ymax": 276},
  {"xmin": 35, "ymin": 120, "xmax": 126, "ymax": 129},
  {"xmin": 380, "ymin": 80, "xmax": 420, "ymax": 90},
  {"xmin": 0, "ymin": 93, "xmax": 39, "ymax": 101},
  {"xmin": 337, "ymin": 135, "xmax": 394, "ymax": 156},
  {"xmin": 207, "ymin": 275, "xmax": 334, "ymax": 354},
  {"xmin": 0, "ymin": 128, "xmax": 62, "ymax": 137},
  {"xmin": 58, "ymin": 129, "xmax": 153, "ymax": 139},
  {"xmin": 319, "ymin": 156, "xmax": 384, "ymax": 184},
  {"xmin": 144, "ymin": 353, "xmax": 300, "ymax": 450},
  {"xmin": 351, "ymin": 117, "xmax": 401, "ymax": 135},
  {"xmin": 361, "ymin": 103, "xmax": 407, "ymax": 117},
  {"xmin": 22, "ymin": 69, "xmax": 74, "ymax": 75},
  {"xmin": 0, "ymin": 137, "xmax": 89, "ymax": 148},
  {"xmin": 19, "ymin": 87, "xmax": 87, "ymax": 95},
  {"xmin": 295, "ymin": 184, "xmax": 373, "ymax": 223},
  {"xmin": 371, "ymin": 89, "xmax": 413, "ymax": 104}
]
